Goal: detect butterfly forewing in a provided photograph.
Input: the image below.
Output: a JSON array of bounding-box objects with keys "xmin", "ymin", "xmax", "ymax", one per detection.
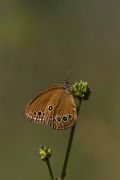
[{"xmin": 25, "ymin": 85, "xmax": 62, "ymax": 124}]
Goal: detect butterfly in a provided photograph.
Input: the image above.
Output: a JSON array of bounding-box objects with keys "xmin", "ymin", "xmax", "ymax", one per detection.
[{"xmin": 25, "ymin": 81, "xmax": 77, "ymax": 130}]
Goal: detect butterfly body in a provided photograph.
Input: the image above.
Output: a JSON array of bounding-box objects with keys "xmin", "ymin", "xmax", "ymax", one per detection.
[{"xmin": 25, "ymin": 83, "xmax": 77, "ymax": 130}]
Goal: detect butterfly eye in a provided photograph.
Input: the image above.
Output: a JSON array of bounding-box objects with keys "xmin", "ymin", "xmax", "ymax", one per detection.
[
  {"xmin": 68, "ymin": 114, "xmax": 72, "ymax": 119},
  {"xmin": 63, "ymin": 115, "xmax": 68, "ymax": 122},
  {"xmin": 34, "ymin": 112, "xmax": 36, "ymax": 115},
  {"xmin": 50, "ymin": 115, "xmax": 53, "ymax": 120},
  {"xmin": 38, "ymin": 111, "xmax": 42, "ymax": 116},
  {"xmin": 56, "ymin": 115, "xmax": 62, "ymax": 122},
  {"xmin": 48, "ymin": 105, "xmax": 54, "ymax": 111}
]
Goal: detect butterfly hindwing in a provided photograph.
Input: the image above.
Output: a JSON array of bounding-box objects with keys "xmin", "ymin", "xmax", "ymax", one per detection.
[{"xmin": 46, "ymin": 91, "xmax": 77, "ymax": 130}]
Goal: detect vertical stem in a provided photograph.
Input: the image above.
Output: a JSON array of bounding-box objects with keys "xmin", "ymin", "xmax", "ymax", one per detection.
[
  {"xmin": 61, "ymin": 99, "xmax": 82, "ymax": 179},
  {"xmin": 46, "ymin": 159, "xmax": 54, "ymax": 180}
]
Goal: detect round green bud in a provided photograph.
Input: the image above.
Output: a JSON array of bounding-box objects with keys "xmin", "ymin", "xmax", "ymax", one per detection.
[
  {"xmin": 71, "ymin": 80, "xmax": 91, "ymax": 100},
  {"xmin": 39, "ymin": 146, "xmax": 52, "ymax": 161}
]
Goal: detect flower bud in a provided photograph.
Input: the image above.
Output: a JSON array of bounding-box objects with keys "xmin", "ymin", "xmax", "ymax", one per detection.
[
  {"xmin": 71, "ymin": 80, "xmax": 91, "ymax": 100},
  {"xmin": 39, "ymin": 146, "xmax": 52, "ymax": 161}
]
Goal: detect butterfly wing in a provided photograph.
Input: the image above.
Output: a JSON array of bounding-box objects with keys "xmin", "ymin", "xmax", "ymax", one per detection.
[
  {"xmin": 25, "ymin": 84, "xmax": 77, "ymax": 130},
  {"xmin": 25, "ymin": 84, "xmax": 62, "ymax": 124},
  {"xmin": 44, "ymin": 90, "xmax": 77, "ymax": 130}
]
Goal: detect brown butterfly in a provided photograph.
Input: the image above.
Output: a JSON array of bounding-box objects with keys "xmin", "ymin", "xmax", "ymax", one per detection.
[{"xmin": 25, "ymin": 81, "xmax": 77, "ymax": 130}]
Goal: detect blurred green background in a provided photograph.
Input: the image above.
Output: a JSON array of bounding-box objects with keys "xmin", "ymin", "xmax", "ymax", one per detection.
[{"xmin": 0, "ymin": 0, "xmax": 120, "ymax": 179}]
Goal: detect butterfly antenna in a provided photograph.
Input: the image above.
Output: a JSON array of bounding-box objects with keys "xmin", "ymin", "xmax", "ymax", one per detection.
[{"xmin": 64, "ymin": 68, "xmax": 73, "ymax": 85}]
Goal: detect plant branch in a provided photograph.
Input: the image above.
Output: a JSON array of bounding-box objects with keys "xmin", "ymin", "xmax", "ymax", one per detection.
[
  {"xmin": 46, "ymin": 158, "xmax": 54, "ymax": 180},
  {"xmin": 60, "ymin": 99, "xmax": 82, "ymax": 179}
]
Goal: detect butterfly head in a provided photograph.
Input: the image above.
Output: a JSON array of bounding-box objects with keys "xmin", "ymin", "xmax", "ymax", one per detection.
[{"xmin": 62, "ymin": 79, "xmax": 72, "ymax": 94}]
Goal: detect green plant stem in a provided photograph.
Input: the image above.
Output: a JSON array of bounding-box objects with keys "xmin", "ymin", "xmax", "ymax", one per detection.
[
  {"xmin": 46, "ymin": 158, "xmax": 54, "ymax": 180},
  {"xmin": 61, "ymin": 99, "xmax": 82, "ymax": 179}
]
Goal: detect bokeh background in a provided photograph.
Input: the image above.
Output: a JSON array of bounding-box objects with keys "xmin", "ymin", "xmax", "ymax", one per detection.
[{"xmin": 0, "ymin": 0, "xmax": 120, "ymax": 179}]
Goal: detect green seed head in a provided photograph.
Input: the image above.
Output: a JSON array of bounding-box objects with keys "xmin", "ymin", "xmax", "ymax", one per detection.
[
  {"xmin": 71, "ymin": 80, "xmax": 91, "ymax": 100},
  {"xmin": 39, "ymin": 146, "xmax": 52, "ymax": 161}
]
